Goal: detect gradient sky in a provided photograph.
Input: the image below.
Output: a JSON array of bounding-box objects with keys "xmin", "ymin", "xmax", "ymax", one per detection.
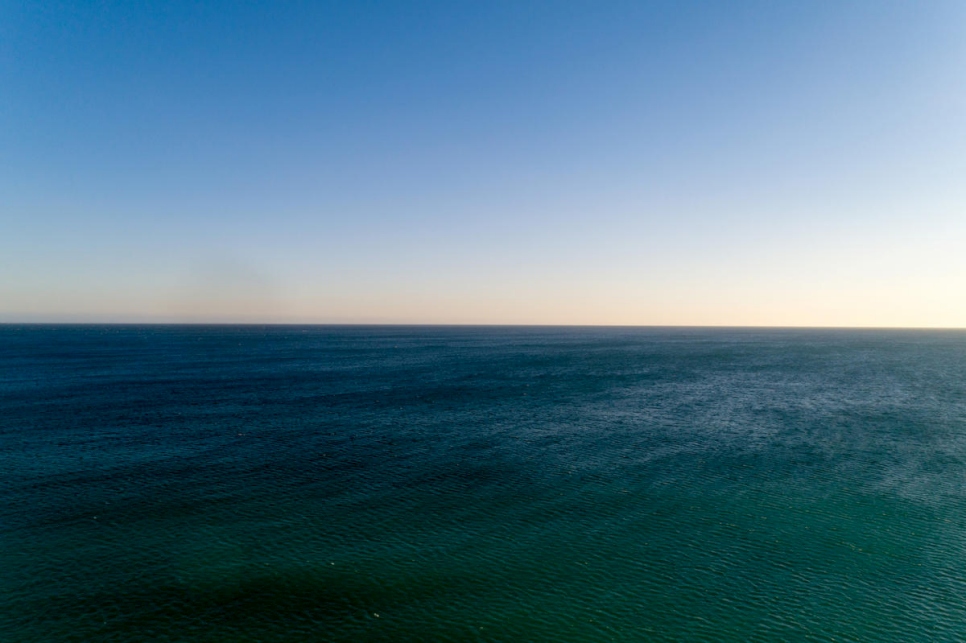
[{"xmin": 2, "ymin": 1, "xmax": 965, "ymax": 325}]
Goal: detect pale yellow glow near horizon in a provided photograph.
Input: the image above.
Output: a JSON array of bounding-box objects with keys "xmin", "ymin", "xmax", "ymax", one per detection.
[
  {"xmin": 7, "ymin": 197, "xmax": 966, "ymax": 327},
  {"xmin": 4, "ymin": 262, "xmax": 965, "ymax": 328},
  {"xmin": 3, "ymin": 222, "xmax": 965, "ymax": 327}
]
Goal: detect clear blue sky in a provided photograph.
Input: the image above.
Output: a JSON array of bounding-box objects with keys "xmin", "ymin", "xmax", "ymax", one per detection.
[{"xmin": 2, "ymin": 1, "xmax": 964, "ymax": 325}]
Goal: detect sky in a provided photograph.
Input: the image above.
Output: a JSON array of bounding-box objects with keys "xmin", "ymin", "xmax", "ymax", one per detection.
[{"xmin": 2, "ymin": 0, "xmax": 965, "ymax": 326}]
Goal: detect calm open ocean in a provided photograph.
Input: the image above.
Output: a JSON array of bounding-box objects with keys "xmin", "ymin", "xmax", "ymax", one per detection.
[{"xmin": 3, "ymin": 325, "xmax": 966, "ymax": 641}]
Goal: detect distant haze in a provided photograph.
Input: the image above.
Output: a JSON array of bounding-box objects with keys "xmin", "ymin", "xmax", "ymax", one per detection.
[{"xmin": 2, "ymin": 1, "xmax": 965, "ymax": 326}]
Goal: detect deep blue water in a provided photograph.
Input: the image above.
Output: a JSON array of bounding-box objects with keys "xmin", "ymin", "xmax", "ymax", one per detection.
[{"xmin": 3, "ymin": 325, "xmax": 966, "ymax": 641}]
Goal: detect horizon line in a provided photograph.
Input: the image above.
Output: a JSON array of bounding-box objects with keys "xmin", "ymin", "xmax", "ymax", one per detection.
[{"xmin": 2, "ymin": 322, "xmax": 965, "ymax": 331}]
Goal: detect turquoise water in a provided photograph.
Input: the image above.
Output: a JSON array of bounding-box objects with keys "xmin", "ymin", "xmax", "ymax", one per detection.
[{"xmin": 3, "ymin": 326, "xmax": 966, "ymax": 641}]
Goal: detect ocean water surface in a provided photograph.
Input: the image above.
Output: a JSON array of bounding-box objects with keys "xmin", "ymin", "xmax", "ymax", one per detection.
[{"xmin": 3, "ymin": 325, "xmax": 966, "ymax": 641}]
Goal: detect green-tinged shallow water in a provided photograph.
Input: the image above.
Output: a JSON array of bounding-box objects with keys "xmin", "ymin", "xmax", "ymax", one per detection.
[{"xmin": 3, "ymin": 326, "xmax": 966, "ymax": 641}]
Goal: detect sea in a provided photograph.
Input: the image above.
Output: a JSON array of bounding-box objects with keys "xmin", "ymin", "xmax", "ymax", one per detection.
[{"xmin": 3, "ymin": 325, "xmax": 966, "ymax": 642}]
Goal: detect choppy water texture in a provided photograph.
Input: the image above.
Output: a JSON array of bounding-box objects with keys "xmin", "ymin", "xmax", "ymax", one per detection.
[{"xmin": 3, "ymin": 326, "xmax": 966, "ymax": 642}]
